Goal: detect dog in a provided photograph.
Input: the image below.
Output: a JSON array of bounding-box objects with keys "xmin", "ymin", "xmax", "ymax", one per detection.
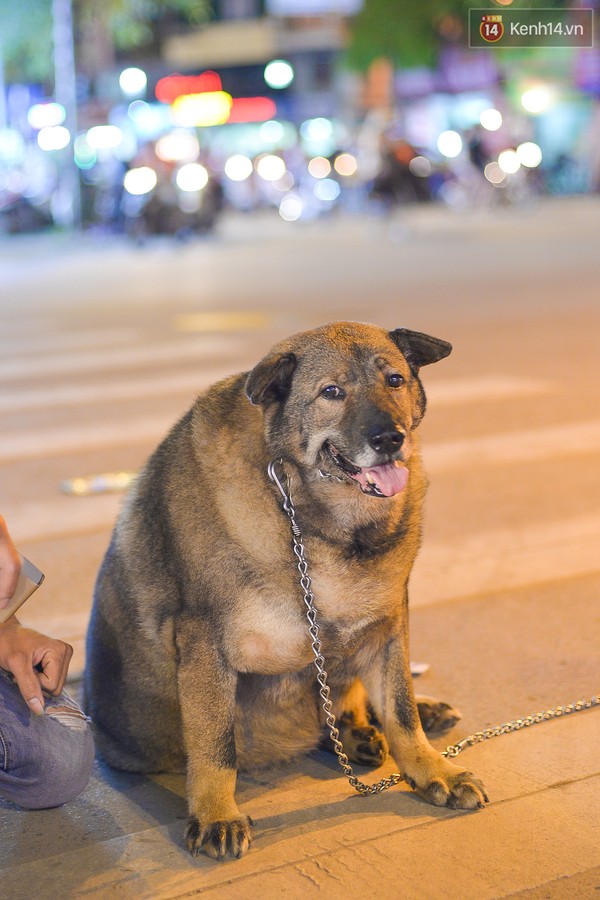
[{"xmin": 84, "ymin": 321, "xmax": 488, "ymax": 861}]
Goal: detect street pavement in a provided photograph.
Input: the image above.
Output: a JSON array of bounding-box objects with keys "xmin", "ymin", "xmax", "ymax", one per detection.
[{"xmin": 1, "ymin": 197, "xmax": 599, "ymax": 898}]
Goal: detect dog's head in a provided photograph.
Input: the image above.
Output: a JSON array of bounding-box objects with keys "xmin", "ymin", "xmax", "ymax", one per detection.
[{"xmin": 246, "ymin": 322, "xmax": 451, "ymax": 499}]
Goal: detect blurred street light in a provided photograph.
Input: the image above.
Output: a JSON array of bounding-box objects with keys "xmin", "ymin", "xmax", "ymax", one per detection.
[
  {"xmin": 119, "ymin": 67, "xmax": 148, "ymax": 98},
  {"xmin": 437, "ymin": 130, "xmax": 463, "ymax": 158},
  {"xmin": 264, "ymin": 60, "xmax": 294, "ymax": 89}
]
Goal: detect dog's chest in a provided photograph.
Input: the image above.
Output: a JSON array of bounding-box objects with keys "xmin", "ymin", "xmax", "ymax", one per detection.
[
  {"xmin": 225, "ymin": 562, "xmax": 394, "ymax": 676},
  {"xmin": 226, "ymin": 597, "xmax": 312, "ymax": 675}
]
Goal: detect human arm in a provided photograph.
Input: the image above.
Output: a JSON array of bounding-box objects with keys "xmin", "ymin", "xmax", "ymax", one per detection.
[
  {"xmin": 0, "ymin": 515, "xmax": 72, "ymax": 714},
  {"xmin": 0, "ymin": 618, "xmax": 73, "ymax": 715}
]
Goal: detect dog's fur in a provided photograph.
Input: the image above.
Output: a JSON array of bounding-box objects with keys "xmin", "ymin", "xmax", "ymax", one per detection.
[{"xmin": 84, "ymin": 322, "xmax": 487, "ymax": 861}]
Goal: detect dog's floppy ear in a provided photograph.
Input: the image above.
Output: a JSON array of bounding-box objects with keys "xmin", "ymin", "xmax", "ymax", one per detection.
[
  {"xmin": 245, "ymin": 352, "xmax": 297, "ymax": 405},
  {"xmin": 389, "ymin": 328, "xmax": 452, "ymax": 369}
]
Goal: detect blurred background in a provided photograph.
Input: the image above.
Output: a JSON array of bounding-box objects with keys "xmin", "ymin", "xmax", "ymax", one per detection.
[{"xmin": 1, "ymin": 0, "xmax": 599, "ymax": 235}]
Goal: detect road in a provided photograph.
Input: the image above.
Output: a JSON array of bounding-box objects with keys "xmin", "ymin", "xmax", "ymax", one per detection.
[
  {"xmin": 1, "ymin": 197, "xmax": 600, "ymax": 897},
  {"xmin": 2, "ymin": 197, "xmax": 599, "ymax": 676}
]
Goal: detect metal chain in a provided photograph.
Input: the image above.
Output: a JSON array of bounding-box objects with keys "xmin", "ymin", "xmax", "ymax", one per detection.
[{"xmin": 267, "ymin": 458, "xmax": 599, "ymax": 795}]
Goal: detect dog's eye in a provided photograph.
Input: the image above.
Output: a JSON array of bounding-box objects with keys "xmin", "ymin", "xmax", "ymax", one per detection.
[
  {"xmin": 387, "ymin": 373, "xmax": 405, "ymax": 388},
  {"xmin": 321, "ymin": 385, "xmax": 345, "ymax": 400}
]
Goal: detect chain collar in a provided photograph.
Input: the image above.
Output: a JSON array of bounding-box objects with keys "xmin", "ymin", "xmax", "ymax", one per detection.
[{"xmin": 267, "ymin": 458, "xmax": 600, "ymax": 795}]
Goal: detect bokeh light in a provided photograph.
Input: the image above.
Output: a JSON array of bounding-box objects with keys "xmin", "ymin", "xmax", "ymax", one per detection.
[
  {"xmin": 173, "ymin": 92, "xmax": 233, "ymax": 127},
  {"xmin": 480, "ymin": 108, "xmax": 503, "ymax": 131},
  {"xmin": 37, "ymin": 126, "xmax": 71, "ymax": 151},
  {"xmin": 176, "ymin": 163, "xmax": 209, "ymax": 192},
  {"xmin": 516, "ymin": 141, "xmax": 543, "ymax": 168},
  {"xmin": 308, "ymin": 156, "xmax": 331, "ymax": 179},
  {"xmin": 314, "ymin": 178, "xmax": 340, "ymax": 202},
  {"xmin": 119, "ymin": 68, "xmax": 147, "ymax": 97},
  {"xmin": 73, "ymin": 134, "xmax": 97, "ymax": 169},
  {"xmin": 484, "ymin": 162, "xmax": 507, "ymax": 186},
  {"xmin": 155, "ymin": 130, "xmax": 200, "ymax": 163},
  {"xmin": 264, "ymin": 60, "xmax": 294, "ymax": 90},
  {"xmin": 408, "ymin": 156, "xmax": 432, "ymax": 177},
  {"xmin": 498, "ymin": 149, "xmax": 521, "ymax": 174},
  {"xmin": 87, "ymin": 125, "xmax": 123, "ymax": 150},
  {"xmin": 437, "ymin": 130, "xmax": 463, "ymax": 158},
  {"xmin": 279, "ymin": 193, "xmax": 303, "ymax": 221},
  {"xmin": 333, "ymin": 153, "xmax": 358, "ymax": 177},
  {"xmin": 124, "ymin": 166, "xmax": 157, "ymax": 195},
  {"xmin": 521, "ymin": 87, "xmax": 552, "ymax": 115},
  {"xmin": 27, "ymin": 103, "xmax": 66, "ymax": 130},
  {"xmin": 260, "ymin": 120, "xmax": 286, "ymax": 144},
  {"xmin": 224, "ymin": 154, "xmax": 254, "ymax": 181},
  {"xmin": 256, "ymin": 154, "xmax": 286, "ymax": 181}
]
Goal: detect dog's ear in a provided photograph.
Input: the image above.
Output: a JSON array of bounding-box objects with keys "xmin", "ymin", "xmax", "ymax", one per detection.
[
  {"xmin": 389, "ymin": 328, "xmax": 452, "ymax": 369},
  {"xmin": 245, "ymin": 353, "xmax": 297, "ymax": 405}
]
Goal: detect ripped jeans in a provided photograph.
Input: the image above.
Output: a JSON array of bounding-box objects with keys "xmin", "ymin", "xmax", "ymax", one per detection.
[{"xmin": 0, "ymin": 669, "xmax": 95, "ymax": 809}]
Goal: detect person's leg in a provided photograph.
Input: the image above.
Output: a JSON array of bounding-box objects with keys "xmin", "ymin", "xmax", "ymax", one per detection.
[{"xmin": 0, "ymin": 669, "xmax": 94, "ymax": 809}]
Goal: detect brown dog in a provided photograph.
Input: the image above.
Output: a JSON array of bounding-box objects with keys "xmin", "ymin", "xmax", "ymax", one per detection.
[{"xmin": 85, "ymin": 322, "xmax": 488, "ymax": 860}]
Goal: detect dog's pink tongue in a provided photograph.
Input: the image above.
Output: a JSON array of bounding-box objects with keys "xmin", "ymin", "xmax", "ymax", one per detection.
[{"xmin": 357, "ymin": 462, "xmax": 409, "ymax": 497}]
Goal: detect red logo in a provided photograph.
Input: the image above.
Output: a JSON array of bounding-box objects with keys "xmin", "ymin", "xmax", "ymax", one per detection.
[{"xmin": 480, "ymin": 14, "xmax": 504, "ymax": 43}]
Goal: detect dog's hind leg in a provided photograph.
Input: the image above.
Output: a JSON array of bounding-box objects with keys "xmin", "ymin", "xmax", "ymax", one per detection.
[
  {"xmin": 329, "ymin": 678, "xmax": 389, "ymax": 767},
  {"xmin": 415, "ymin": 695, "xmax": 462, "ymax": 736}
]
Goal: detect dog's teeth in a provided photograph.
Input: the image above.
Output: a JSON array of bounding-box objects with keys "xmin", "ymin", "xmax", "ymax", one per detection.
[{"xmin": 366, "ymin": 473, "xmax": 375, "ymax": 485}]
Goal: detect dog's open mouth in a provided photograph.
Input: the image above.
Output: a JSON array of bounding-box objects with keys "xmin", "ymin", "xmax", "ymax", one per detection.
[{"xmin": 323, "ymin": 441, "xmax": 409, "ymax": 498}]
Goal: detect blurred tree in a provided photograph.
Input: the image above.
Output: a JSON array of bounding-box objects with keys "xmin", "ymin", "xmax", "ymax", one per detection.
[
  {"xmin": 346, "ymin": 0, "xmax": 572, "ymax": 71},
  {"xmin": 0, "ymin": 0, "xmax": 54, "ymax": 83},
  {"xmin": 0, "ymin": 0, "xmax": 212, "ymax": 85}
]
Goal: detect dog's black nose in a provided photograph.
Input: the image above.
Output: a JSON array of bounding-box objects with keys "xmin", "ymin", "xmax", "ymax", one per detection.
[{"xmin": 368, "ymin": 426, "xmax": 405, "ymax": 455}]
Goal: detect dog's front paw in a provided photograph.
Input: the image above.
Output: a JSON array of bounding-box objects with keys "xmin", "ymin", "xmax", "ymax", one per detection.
[
  {"xmin": 408, "ymin": 765, "xmax": 488, "ymax": 811},
  {"xmin": 416, "ymin": 695, "xmax": 462, "ymax": 735},
  {"xmin": 185, "ymin": 814, "xmax": 254, "ymax": 860}
]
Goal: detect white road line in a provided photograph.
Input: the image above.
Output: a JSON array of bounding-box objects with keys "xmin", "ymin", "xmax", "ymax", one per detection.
[
  {"xmin": 0, "ymin": 413, "xmax": 179, "ymax": 462},
  {"xmin": 423, "ymin": 419, "xmax": 600, "ymax": 472},
  {"xmin": 0, "ymin": 327, "xmax": 143, "ymax": 358},
  {"xmin": 6, "ymin": 494, "xmax": 123, "ymax": 545},
  {"xmin": 0, "ymin": 335, "xmax": 247, "ymax": 381},
  {"xmin": 1, "ymin": 372, "xmax": 555, "ymax": 415},
  {"xmin": 411, "ymin": 511, "xmax": 600, "ymax": 607},
  {"xmin": 426, "ymin": 375, "xmax": 555, "ymax": 406},
  {"xmin": 0, "ymin": 367, "xmax": 238, "ymax": 413}
]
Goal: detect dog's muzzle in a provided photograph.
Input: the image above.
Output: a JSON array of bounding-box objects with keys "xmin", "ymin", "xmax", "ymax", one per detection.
[{"xmin": 323, "ymin": 441, "xmax": 409, "ymax": 498}]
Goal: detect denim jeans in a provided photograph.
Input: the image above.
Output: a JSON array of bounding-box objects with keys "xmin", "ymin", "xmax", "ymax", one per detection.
[{"xmin": 0, "ymin": 668, "xmax": 95, "ymax": 809}]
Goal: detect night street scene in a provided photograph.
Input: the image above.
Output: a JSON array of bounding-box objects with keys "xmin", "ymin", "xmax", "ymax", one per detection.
[{"xmin": 1, "ymin": 1, "xmax": 599, "ymax": 897}]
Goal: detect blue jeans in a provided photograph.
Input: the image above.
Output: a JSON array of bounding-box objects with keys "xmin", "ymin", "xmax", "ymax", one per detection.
[{"xmin": 0, "ymin": 669, "xmax": 95, "ymax": 809}]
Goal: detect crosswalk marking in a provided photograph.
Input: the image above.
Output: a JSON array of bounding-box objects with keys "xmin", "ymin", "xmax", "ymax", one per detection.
[
  {"xmin": 426, "ymin": 375, "xmax": 555, "ymax": 406},
  {"xmin": 0, "ymin": 327, "xmax": 142, "ymax": 358},
  {"xmin": 411, "ymin": 511, "xmax": 600, "ymax": 607},
  {"xmin": 0, "ymin": 367, "xmax": 237, "ymax": 413},
  {"xmin": 0, "ymin": 334, "xmax": 248, "ymax": 381},
  {"xmin": 424, "ymin": 419, "xmax": 600, "ymax": 472}
]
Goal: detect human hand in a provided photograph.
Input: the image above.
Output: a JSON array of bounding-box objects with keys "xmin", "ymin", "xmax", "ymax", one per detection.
[
  {"xmin": 0, "ymin": 515, "xmax": 21, "ymax": 609},
  {"xmin": 0, "ymin": 622, "xmax": 73, "ymax": 715}
]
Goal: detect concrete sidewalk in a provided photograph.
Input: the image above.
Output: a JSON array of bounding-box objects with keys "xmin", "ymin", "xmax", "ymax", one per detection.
[{"xmin": 2, "ymin": 572, "xmax": 599, "ymax": 899}]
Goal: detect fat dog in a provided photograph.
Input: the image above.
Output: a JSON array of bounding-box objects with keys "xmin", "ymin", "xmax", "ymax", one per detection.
[{"xmin": 85, "ymin": 322, "xmax": 488, "ymax": 860}]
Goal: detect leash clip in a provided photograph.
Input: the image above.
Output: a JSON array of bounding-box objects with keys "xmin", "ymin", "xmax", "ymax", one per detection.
[{"xmin": 267, "ymin": 459, "xmax": 288, "ymax": 502}]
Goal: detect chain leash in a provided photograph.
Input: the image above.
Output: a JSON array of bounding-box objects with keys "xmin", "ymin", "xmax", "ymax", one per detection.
[{"xmin": 267, "ymin": 458, "xmax": 599, "ymax": 796}]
